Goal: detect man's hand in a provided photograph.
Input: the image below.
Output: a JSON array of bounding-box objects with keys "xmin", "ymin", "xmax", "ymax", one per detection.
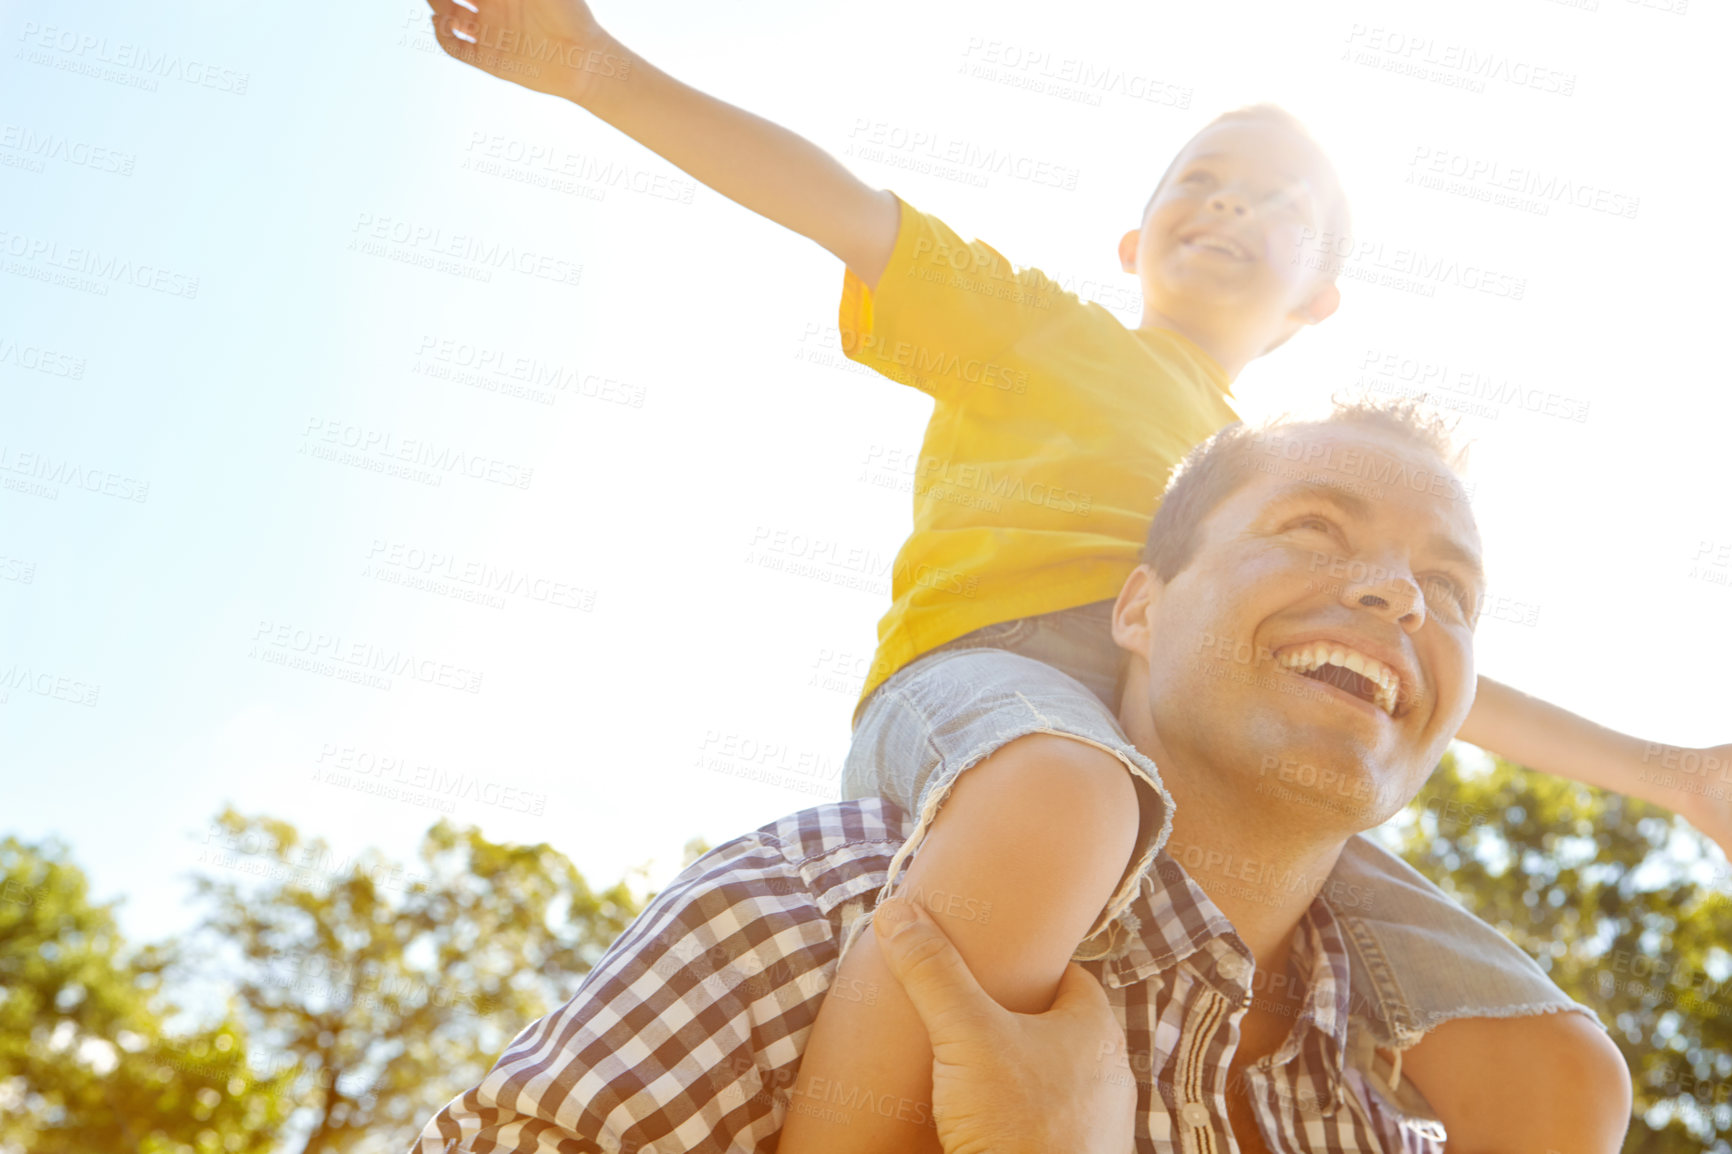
[
  {"xmin": 425, "ymin": 0, "xmax": 626, "ymax": 104},
  {"xmin": 872, "ymin": 897, "xmax": 1137, "ymax": 1154}
]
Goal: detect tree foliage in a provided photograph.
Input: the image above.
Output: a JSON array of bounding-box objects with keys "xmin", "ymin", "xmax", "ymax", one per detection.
[
  {"xmin": 0, "ymin": 835, "xmax": 291, "ymax": 1154},
  {"xmin": 2, "ymin": 816, "xmax": 647, "ymax": 1154},
  {"xmin": 10, "ymin": 762, "xmax": 1727, "ymax": 1154},
  {"xmin": 1378, "ymin": 751, "xmax": 1732, "ymax": 1154},
  {"xmin": 188, "ymin": 810, "xmax": 646, "ymax": 1153}
]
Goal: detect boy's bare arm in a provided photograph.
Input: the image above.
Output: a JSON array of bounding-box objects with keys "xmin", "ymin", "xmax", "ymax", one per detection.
[
  {"xmin": 1459, "ymin": 676, "xmax": 1732, "ymax": 857},
  {"xmin": 777, "ymin": 735, "xmax": 1142, "ymax": 1154},
  {"xmin": 424, "ymin": 0, "xmax": 901, "ymax": 286}
]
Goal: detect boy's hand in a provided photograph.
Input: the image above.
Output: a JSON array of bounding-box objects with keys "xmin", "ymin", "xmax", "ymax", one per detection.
[
  {"xmin": 423, "ymin": 0, "xmax": 898, "ymax": 281},
  {"xmin": 1677, "ymin": 743, "xmax": 1732, "ymax": 864},
  {"xmin": 425, "ymin": 0, "xmax": 624, "ymax": 104}
]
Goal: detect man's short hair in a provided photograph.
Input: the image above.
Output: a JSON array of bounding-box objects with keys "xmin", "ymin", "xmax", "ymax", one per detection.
[
  {"xmin": 1141, "ymin": 103, "xmax": 1354, "ymax": 273},
  {"xmin": 1140, "ymin": 399, "xmax": 1468, "ymax": 582}
]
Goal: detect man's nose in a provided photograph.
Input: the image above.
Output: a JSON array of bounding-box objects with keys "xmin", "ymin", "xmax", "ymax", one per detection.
[{"xmin": 1339, "ymin": 565, "xmax": 1425, "ymax": 631}]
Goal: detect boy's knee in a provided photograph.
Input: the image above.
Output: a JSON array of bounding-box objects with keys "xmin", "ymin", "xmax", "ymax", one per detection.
[
  {"xmin": 983, "ymin": 732, "xmax": 1134, "ymax": 786},
  {"xmin": 900, "ymin": 734, "xmax": 1146, "ymax": 1010},
  {"xmin": 1401, "ymin": 1011, "xmax": 1632, "ymax": 1153},
  {"xmin": 961, "ymin": 733, "xmax": 1143, "ymax": 840}
]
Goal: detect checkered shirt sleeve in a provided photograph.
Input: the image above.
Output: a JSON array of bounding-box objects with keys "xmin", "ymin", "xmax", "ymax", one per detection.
[{"xmin": 408, "ymin": 800, "xmax": 905, "ymax": 1154}]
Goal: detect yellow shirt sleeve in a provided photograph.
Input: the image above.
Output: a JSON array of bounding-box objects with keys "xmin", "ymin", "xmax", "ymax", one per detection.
[
  {"xmin": 828, "ymin": 194, "xmax": 1239, "ymax": 715},
  {"xmin": 837, "ymin": 194, "xmax": 1073, "ymax": 405}
]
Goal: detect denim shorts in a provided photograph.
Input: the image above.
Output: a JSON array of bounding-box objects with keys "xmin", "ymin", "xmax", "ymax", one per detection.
[
  {"xmin": 843, "ymin": 601, "xmax": 1168, "ymax": 964},
  {"xmin": 843, "ymin": 600, "xmax": 1602, "ymax": 1092}
]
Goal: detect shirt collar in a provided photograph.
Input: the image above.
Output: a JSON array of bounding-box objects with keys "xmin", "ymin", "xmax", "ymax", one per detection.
[
  {"xmin": 1097, "ymin": 850, "xmax": 1355, "ymax": 1114},
  {"xmin": 1276, "ymin": 898, "xmax": 1354, "ymax": 1114}
]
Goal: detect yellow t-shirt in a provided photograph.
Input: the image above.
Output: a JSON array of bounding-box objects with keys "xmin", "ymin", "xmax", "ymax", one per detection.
[{"xmin": 841, "ymin": 194, "xmax": 1240, "ymax": 718}]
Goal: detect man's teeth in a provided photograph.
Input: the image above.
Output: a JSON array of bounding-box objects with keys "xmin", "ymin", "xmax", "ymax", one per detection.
[{"xmin": 1276, "ymin": 643, "xmax": 1400, "ymax": 717}]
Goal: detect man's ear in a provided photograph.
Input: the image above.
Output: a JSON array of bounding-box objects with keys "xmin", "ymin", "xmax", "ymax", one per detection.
[
  {"xmin": 1117, "ymin": 228, "xmax": 1142, "ymax": 274},
  {"xmin": 1111, "ymin": 564, "xmax": 1161, "ymax": 659}
]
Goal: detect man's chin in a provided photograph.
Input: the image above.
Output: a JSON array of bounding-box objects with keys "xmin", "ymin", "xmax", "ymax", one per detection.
[
  {"xmin": 1252, "ymin": 744, "xmax": 1372, "ymax": 792},
  {"xmin": 1238, "ymin": 714, "xmax": 1418, "ymax": 807},
  {"xmin": 1252, "ymin": 728, "xmax": 1439, "ymax": 824}
]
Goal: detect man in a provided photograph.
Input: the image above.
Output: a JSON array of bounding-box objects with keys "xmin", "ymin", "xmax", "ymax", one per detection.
[{"xmin": 410, "ymin": 403, "xmax": 1631, "ymax": 1153}]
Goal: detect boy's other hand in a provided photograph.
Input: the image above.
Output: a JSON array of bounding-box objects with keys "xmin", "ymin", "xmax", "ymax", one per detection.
[
  {"xmin": 873, "ymin": 897, "xmax": 1137, "ymax": 1154},
  {"xmin": 1678, "ymin": 742, "xmax": 1732, "ymax": 864},
  {"xmin": 425, "ymin": 0, "xmax": 624, "ymax": 104}
]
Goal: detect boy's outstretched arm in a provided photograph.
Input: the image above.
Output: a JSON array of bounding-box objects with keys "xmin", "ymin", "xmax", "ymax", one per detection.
[
  {"xmin": 1460, "ymin": 675, "xmax": 1732, "ymax": 858},
  {"xmin": 424, "ymin": 0, "xmax": 901, "ymax": 285}
]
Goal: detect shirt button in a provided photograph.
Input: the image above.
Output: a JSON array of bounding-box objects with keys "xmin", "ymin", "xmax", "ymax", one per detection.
[{"xmin": 1180, "ymin": 1101, "xmax": 1211, "ymax": 1128}]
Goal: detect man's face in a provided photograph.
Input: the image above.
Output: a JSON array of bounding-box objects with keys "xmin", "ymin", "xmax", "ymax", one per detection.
[
  {"xmin": 1129, "ymin": 118, "xmax": 1338, "ymax": 332},
  {"xmin": 1118, "ymin": 425, "xmax": 1482, "ymax": 828}
]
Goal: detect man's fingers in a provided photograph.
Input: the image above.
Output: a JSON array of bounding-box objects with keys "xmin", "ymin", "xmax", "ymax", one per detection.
[
  {"xmin": 1048, "ymin": 960, "xmax": 1115, "ymax": 1021},
  {"xmin": 1049, "ymin": 961, "xmax": 1130, "ymax": 1075},
  {"xmin": 872, "ymin": 898, "xmax": 1000, "ymax": 1046}
]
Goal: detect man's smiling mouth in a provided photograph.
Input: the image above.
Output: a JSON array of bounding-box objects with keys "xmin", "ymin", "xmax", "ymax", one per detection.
[{"xmin": 1275, "ymin": 642, "xmax": 1402, "ymax": 717}]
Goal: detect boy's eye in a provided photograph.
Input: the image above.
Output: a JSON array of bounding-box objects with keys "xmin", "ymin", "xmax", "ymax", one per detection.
[{"xmin": 1288, "ymin": 515, "xmax": 1333, "ymax": 534}]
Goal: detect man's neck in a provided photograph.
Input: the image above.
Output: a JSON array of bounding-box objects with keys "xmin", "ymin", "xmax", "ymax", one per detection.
[
  {"xmin": 1177, "ymin": 800, "xmax": 1337, "ymax": 970},
  {"xmin": 1156, "ymin": 770, "xmax": 1349, "ymax": 978}
]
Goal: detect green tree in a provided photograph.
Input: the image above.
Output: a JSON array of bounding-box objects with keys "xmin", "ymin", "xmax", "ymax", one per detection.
[
  {"xmin": 0, "ymin": 835, "xmax": 290, "ymax": 1154},
  {"xmin": 1378, "ymin": 750, "xmax": 1732, "ymax": 1154},
  {"xmin": 190, "ymin": 810, "xmax": 647, "ymax": 1154}
]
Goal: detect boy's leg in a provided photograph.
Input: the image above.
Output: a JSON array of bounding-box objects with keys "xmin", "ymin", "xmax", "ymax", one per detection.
[
  {"xmin": 1328, "ymin": 835, "xmax": 1631, "ymax": 1146},
  {"xmin": 1397, "ymin": 1013, "xmax": 1631, "ymax": 1152},
  {"xmin": 1329, "ymin": 834, "xmax": 1602, "ymax": 1046},
  {"xmin": 843, "ymin": 639, "xmax": 1168, "ymax": 960},
  {"xmin": 839, "ymin": 600, "xmax": 1123, "ymax": 811},
  {"xmin": 782, "ymin": 647, "xmax": 1170, "ymax": 1154}
]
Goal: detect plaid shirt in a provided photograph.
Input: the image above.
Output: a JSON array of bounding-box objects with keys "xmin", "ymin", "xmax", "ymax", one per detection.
[{"xmin": 411, "ymin": 799, "xmax": 1445, "ymax": 1154}]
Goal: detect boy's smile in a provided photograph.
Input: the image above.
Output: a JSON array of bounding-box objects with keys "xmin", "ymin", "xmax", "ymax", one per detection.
[
  {"xmin": 1144, "ymin": 119, "xmax": 1332, "ymax": 300},
  {"xmin": 1178, "ymin": 229, "xmax": 1255, "ymax": 262}
]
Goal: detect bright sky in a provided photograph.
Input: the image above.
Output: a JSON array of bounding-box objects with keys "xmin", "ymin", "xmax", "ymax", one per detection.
[{"xmin": 3, "ymin": 0, "xmax": 1727, "ymax": 965}]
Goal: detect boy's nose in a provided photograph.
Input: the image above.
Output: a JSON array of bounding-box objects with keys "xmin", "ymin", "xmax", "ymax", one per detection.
[{"xmin": 1208, "ymin": 192, "xmax": 1250, "ymax": 218}]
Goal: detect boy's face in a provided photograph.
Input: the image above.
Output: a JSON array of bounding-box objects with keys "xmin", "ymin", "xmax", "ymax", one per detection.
[{"xmin": 1123, "ymin": 118, "xmax": 1340, "ymax": 339}]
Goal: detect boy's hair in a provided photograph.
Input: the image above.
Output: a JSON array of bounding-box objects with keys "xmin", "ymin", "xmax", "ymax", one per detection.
[
  {"xmin": 1140, "ymin": 398, "xmax": 1468, "ymax": 582},
  {"xmin": 1140, "ymin": 103, "xmax": 1354, "ymax": 269}
]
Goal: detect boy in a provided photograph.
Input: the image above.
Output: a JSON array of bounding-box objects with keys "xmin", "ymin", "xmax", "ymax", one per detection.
[{"xmin": 422, "ymin": 2, "xmax": 1721, "ymax": 1148}]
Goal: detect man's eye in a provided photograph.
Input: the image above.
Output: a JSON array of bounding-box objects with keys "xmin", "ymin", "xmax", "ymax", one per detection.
[
  {"xmin": 1289, "ymin": 516, "xmax": 1333, "ymax": 534},
  {"xmin": 1422, "ymin": 576, "xmax": 1471, "ymax": 615}
]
